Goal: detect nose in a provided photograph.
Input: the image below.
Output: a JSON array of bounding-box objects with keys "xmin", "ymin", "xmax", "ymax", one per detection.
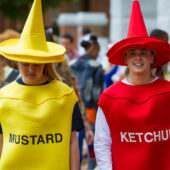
[
  {"xmin": 28, "ymin": 64, "xmax": 35, "ymax": 72},
  {"xmin": 135, "ymin": 53, "xmax": 141, "ymax": 60}
]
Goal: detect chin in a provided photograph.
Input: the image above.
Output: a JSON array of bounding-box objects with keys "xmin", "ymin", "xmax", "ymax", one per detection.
[{"xmin": 24, "ymin": 78, "xmax": 38, "ymax": 84}]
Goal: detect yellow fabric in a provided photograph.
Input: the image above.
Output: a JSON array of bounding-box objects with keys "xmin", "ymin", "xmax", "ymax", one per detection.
[
  {"xmin": 0, "ymin": 80, "xmax": 77, "ymax": 170},
  {"xmin": 0, "ymin": 0, "xmax": 66, "ymax": 63}
]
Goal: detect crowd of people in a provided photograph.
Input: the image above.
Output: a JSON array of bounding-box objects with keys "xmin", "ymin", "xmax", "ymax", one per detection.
[{"xmin": 0, "ymin": 0, "xmax": 170, "ymax": 170}]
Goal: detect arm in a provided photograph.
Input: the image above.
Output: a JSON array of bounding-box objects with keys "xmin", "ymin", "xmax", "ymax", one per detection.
[
  {"xmin": 83, "ymin": 114, "xmax": 94, "ymax": 145},
  {"xmin": 70, "ymin": 131, "xmax": 79, "ymax": 170},
  {"xmin": 92, "ymin": 66, "xmax": 104, "ymax": 108},
  {"xmin": 0, "ymin": 134, "xmax": 2, "ymax": 158},
  {"xmin": 94, "ymin": 107, "xmax": 112, "ymax": 170}
]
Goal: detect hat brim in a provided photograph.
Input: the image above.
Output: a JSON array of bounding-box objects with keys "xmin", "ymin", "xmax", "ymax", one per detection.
[
  {"xmin": 107, "ymin": 37, "xmax": 170, "ymax": 68},
  {"xmin": 0, "ymin": 39, "xmax": 65, "ymax": 63}
]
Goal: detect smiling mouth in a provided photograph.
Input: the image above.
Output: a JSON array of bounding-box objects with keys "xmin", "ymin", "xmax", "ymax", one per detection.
[{"xmin": 134, "ymin": 63, "xmax": 144, "ymax": 67}]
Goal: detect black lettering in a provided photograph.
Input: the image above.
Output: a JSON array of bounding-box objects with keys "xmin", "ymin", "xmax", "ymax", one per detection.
[
  {"xmin": 55, "ymin": 133, "xmax": 62, "ymax": 143},
  {"xmin": 30, "ymin": 135, "xmax": 37, "ymax": 145},
  {"xmin": 37, "ymin": 135, "xmax": 45, "ymax": 144},
  {"xmin": 46, "ymin": 134, "xmax": 54, "ymax": 144},
  {"xmin": 15, "ymin": 135, "xmax": 20, "ymax": 144},
  {"xmin": 21, "ymin": 135, "xmax": 29, "ymax": 145},
  {"xmin": 9, "ymin": 133, "xmax": 63, "ymax": 145},
  {"xmin": 9, "ymin": 133, "xmax": 15, "ymax": 143}
]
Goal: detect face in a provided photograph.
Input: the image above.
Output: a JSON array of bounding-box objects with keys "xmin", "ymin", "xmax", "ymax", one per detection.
[
  {"xmin": 18, "ymin": 62, "xmax": 46, "ymax": 85},
  {"xmin": 124, "ymin": 49, "xmax": 155, "ymax": 75},
  {"xmin": 60, "ymin": 38, "xmax": 72, "ymax": 54},
  {"xmin": 93, "ymin": 45, "xmax": 100, "ymax": 59},
  {"xmin": 88, "ymin": 44, "xmax": 100, "ymax": 59}
]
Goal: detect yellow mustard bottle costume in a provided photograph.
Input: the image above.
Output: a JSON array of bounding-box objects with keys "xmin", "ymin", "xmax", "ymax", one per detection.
[{"xmin": 0, "ymin": 80, "xmax": 77, "ymax": 170}]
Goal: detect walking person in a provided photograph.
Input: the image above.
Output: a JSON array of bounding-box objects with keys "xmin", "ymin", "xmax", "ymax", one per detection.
[
  {"xmin": 150, "ymin": 29, "xmax": 169, "ymax": 79},
  {"xmin": 94, "ymin": 1, "xmax": 170, "ymax": 170},
  {"xmin": 72, "ymin": 35, "xmax": 104, "ymax": 170},
  {"xmin": 60, "ymin": 33, "xmax": 80, "ymax": 64},
  {"xmin": 0, "ymin": 0, "xmax": 84, "ymax": 169}
]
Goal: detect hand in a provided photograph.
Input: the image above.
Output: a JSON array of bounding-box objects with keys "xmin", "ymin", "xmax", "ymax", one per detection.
[{"xmin": 85, "ymin": 130, "xmax": 94, "ymax": 145}]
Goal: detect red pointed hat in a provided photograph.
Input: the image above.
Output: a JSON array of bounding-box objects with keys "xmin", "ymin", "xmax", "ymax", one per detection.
[{"xmin": 107, "ymin": 0, "xmax": 170, "ymax": 68}]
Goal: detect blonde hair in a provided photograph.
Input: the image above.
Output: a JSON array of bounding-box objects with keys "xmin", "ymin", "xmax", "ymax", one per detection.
[
  {"xmin": 0, "ymin": 29, "xmax": 20, "ymax": 43},
  {"xmin": 43, "ymin": 63, "xmax": 61, "ymax": 81}
]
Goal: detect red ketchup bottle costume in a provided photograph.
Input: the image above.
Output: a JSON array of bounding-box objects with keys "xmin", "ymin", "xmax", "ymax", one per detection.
[{"xmin": 96, "ymin": 0, "xmax": 170, "ymax": 170}]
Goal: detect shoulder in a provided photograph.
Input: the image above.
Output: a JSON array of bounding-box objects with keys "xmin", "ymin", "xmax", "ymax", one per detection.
[
  {"xmin": 154, "ymin": 78, "xmax": 170, "ymax": 87},
  {"xmin": 98, "ymin": 81, "xmax": 122, "ymax": 101},
  {"xmin": 99, "ymin": 78, "xmax": 170, "ymax": 105},
  {"xmin": 49, "ymin": 80, "xmax": 76, "ymax": 98},
  {"xmin": 71, "ymin": 55, "xmax": 91, "ymax": 70},
  {"xmin": 0, "ymin": 81, "xmax": 16, "ymax": 95},
  {"xmin": 0, "ymin": 80, "xmax": 78, "ymax": 105},
  {"xmin": 87, "ymin": 59, "xmax": 101, "ymax": 68}
]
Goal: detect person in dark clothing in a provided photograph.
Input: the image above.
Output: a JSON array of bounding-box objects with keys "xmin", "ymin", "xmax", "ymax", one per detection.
[{"xmin": 71, "ymin": 35, "xmax": 104, "ymax": 170}]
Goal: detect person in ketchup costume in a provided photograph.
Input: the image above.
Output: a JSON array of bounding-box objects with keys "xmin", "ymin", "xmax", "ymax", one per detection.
[{"xmin": 94, "ymin": 0, "xmax": 170, "ymax": 170}]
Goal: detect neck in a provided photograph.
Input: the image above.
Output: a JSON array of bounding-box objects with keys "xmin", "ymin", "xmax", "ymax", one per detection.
[{"xmin": 127, "ymin": 72, "xmax": 154, "ymax": 85}]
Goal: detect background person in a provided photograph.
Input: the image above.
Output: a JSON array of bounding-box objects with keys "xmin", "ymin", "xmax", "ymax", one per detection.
[
  {"xmin": 60, "ymin": 32, "xmax": 80, "ymax": 64},
  {"xmin": 150, "ymin": 28, "xmax": 169, "ymax": 79},
  {"xmin": 79, "ymin": 27, "xmax": 92, "ymax": 56},
  {"xmin": 71, "ymin": 35, "xmax": 104, "ymax": 170},
  {"xmin": 0, "ymin": 29, "xmax": 21, "ymax": 87}
]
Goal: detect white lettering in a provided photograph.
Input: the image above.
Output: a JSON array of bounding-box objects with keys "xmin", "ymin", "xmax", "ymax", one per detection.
[
  {"xmin": 161, "ymin": 129, "xmax": 169, "ymax": 141},
  {"xmin": 144, "ymin": 132, "xmax": 153, "ymax": 143},
  {"xmin": 128, "ymin": 133, "xmax": 136, "ymax": 142},
  {"xmin": 120, "ymin": 129, "xmax": 170, "ymax": 143},
  {"xmin": 135, "ymin": 133, "xmax": 144, "ymax": 143},
  {"xmin": 153, "ymin": 131, "xmax": 161, "ymax": 142},
  {"xmin": 120, "ymin": 132, "xmax": 129, "ymax": 142}
]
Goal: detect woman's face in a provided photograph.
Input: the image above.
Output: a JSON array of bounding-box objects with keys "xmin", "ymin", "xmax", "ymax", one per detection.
[
  {"xmin": 18, "ymin": 62, "xmax": 46, "ymax": 85},
  {"xmin": 90, "ymin": 45, "xmax": 100, "ymax": 59},
  {"xmin": 60, "ymin": 38, "xmax": 72, "ymax": 54},
  {"xmin": 124, "ymin": 49, "xmax": 155, "ymax": 75}
]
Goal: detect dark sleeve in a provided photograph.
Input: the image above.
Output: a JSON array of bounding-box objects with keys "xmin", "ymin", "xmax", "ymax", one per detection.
[
  {"xmin": 0, "ymin": 123, "xmax": 2, "ymax": 134},
  {"xmin": 72, "ymin": 102, "xmax": 85, "ymax": 132},
  {"xmin": 92, "ymin": 66, "xmax": 104, "ymax": 109}
]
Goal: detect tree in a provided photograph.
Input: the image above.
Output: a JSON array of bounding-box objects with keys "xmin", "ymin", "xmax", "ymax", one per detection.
[{"xmin": 0, "ymin": 0, "xmax": 73, "ymax": 21}]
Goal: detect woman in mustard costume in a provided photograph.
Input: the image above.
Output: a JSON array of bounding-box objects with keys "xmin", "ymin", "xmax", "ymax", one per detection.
[{"xmin": 0, "ymin": 0, "xmax": 84, "ymax": 170}]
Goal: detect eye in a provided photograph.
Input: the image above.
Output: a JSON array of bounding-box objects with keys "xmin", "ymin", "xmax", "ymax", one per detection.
[
  {"xmin": 140, "ymin": 51, "xmax": 147, "ymax": 56},
  {"xmin": 22, "ymin": 63, "xmax": 29, "ymax": 67},
  {"xmin": 128, "ymin": 51, "xmax": 136, "ymax": 56},
  {"xmin": 33, "ymin": 64, "xmax": 42, "ymax": 67}
]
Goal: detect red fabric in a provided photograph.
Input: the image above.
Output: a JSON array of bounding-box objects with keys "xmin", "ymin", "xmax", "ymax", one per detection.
[
  {"xmin": 98, "ymin": 79, "xmax": 170, "ymax": 170},
  {"xmin": 127, "ymin": 1, "xmax": 148, "ymax": 38},
  {"xmin": 107, "ymin": 0, "xmax": 170, "ymax": 68}
]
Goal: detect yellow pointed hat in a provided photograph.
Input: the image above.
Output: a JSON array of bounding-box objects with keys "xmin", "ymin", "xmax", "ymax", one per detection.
[{"xmin": 0, "ymin": 0, "xmax": 65, "ymax": 63}]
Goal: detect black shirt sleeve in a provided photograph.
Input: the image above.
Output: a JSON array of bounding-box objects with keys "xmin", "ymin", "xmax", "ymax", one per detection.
[
  {"xmin": 0, "ymin": 124, "xmax": 2, "ymax": 134},
  {"xmin": 72, "ymin": 102, "xmax": 85, "ymax": 132}
]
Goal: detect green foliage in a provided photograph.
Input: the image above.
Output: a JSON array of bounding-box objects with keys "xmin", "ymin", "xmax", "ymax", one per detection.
[{"xmin": 0, "ymin": 0, "xmax": 73, "ymax": 21}]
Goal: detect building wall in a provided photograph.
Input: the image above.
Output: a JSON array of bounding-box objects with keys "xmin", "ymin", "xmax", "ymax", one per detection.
[
  {"xmin": 89, "ymin": 0, "xmax": 110, "ymax": 37},
  {"xmin": 157, "ymin": 0, "xmax": 170, "ymax": 40},
  {"xmin": 110, "ymin": 0, "xmax": 170, "ymax": 44}
]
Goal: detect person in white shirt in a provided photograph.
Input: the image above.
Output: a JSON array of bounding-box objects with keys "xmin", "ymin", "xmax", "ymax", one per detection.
[{"xmin": 94, "ymin": 1, "xmax": 170, "ymax": 170}]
